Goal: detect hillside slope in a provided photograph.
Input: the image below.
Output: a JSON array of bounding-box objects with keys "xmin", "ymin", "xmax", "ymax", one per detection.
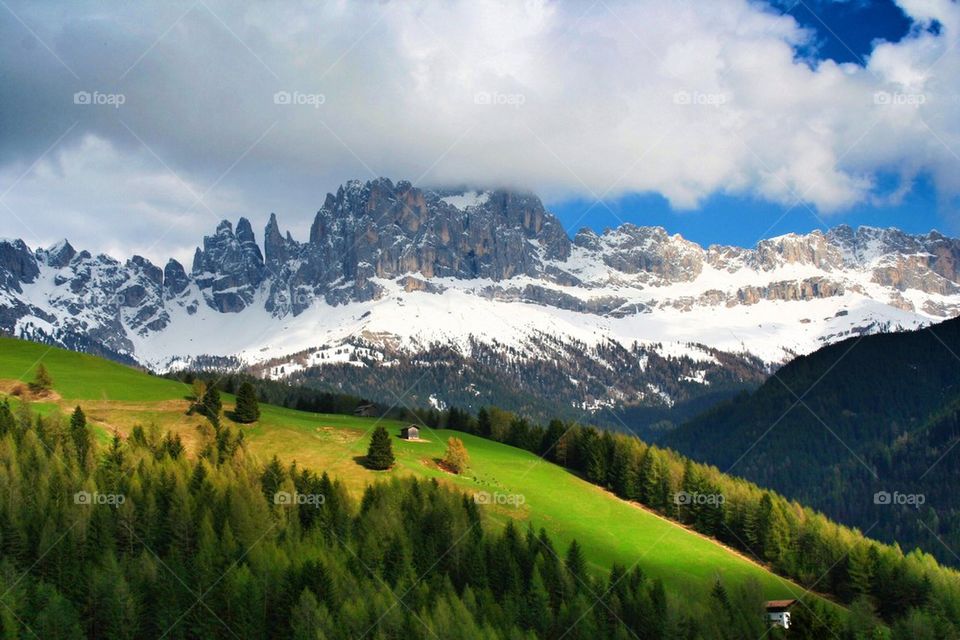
[
  {"xmin": 664, "ymin": 315, "xmax": 960, "ymax": 565},
  {"xmin": 0, "ymin": 335, "xmax": 810, "ymax": 604}
]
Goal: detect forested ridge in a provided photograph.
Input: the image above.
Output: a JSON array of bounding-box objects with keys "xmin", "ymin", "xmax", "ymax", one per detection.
[{"xmin": 663, "ymin": 315, "xmax": 960, "ymax": 566}]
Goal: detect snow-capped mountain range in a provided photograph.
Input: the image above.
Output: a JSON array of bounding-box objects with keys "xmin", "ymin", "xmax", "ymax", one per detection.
[{"xmin": 2, "ymin": 177, "xmax": 959, "ymax": 421}]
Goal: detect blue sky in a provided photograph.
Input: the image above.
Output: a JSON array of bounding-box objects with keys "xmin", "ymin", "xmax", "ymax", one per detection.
[{"xmin": 548, "ymin": 0, "xmax": 956, "ymax": 247}]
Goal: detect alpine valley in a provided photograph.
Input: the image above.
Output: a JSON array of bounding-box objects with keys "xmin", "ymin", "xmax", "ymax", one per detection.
[{"xmin": 3, "ymin": 177, "xmax": 960, "ymax": 426}]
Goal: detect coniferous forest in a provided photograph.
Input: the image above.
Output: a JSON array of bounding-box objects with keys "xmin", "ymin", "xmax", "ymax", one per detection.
[
  {"xmin": 438, "ymin": 406, "xmax": 960, "ymax": 637},
  {"xmin": 0, "ymin": 396, "xmax": 847, "ymax": 640},
  {"xmin": 172, "ymin": 369, "xmax": 960, "ymax": 638}
]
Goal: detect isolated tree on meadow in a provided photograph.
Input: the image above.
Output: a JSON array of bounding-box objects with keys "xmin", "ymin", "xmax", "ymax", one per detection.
[
  {"xmin": 366, "ymin": 426, "xmax": 395, "ymax": 470},
  {"xmin": 192, "ymin": 379, "xmax": 207, "ymax": 402},
  {"xmin": 233, "ymin": 382, "xmax": 260, "ymax": 423},
  {"xmin": 202, "ymin": 386, "xmax": 222, "ymax": 423},
  {"xmin": 29, "ymin": 364, "xmax": 53, "ymax": 394},
  {"xmin": 442, "ymin": 437, "xmax": 469, "ymax": 474}
]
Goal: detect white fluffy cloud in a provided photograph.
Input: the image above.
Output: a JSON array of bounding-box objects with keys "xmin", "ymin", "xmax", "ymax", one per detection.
[{"xmin": 1, "ymin": 0, "xmax": 959, "ymax": 262}]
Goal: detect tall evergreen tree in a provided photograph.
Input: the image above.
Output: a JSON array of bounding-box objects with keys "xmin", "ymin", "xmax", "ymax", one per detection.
[
  {"xmin": 233, "ymin": 382, "xmax": 261, "ymax": 423},
  {"xmin": 69, "ymin": 406, "xmax": 91, "ymax": 467},
  {"xmin": 565, "ymin": 540, "xmax": 587, "ymax": 590},
  {"xmin": 477, "ymin": 407, "xmax": 492, "ymax": 437},
  {"xmin": 201, "ymin": 386, "xmax": 222, "ymax": 421},
  {"xmin": 0, "ymin": 400, "xmax": 15, "ymax": 437},
  {"xmin": 365, "ymin": 426, "xmax": 395, "ymax": 470}
]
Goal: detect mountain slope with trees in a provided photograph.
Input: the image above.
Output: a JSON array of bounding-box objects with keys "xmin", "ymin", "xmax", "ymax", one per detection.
[
  {"xmin": 664, "ymin": 315, "xmax": 960, "ymax": 566},
  {"xmin": 5, "ymin": 399, "xmax": 794, "ymax": 639},
  {"xmin": 0, "ymin": 336, "xmax": 818, "ymax": 610}
]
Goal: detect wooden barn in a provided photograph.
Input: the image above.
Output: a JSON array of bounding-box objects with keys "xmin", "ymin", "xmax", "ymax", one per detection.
[
  {"xmin": 764, "ymin": 599, "xmax": 796, "ymax": 629},
  {"xmin": 400, "ymin": 425, "xmax": 420, "ymax": 440}
]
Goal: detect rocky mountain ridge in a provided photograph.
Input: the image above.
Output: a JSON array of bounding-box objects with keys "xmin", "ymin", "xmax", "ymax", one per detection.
[{"xmin": 1, "ymin": 177, "xmax": 958, "ymax": 419}]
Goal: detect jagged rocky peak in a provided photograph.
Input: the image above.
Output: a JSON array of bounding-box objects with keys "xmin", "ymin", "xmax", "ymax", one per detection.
[
  {"xmin": 751, "ymin": 230, "xmax": 845, "ymax": 271},
  {"xmin": 302, "ymin": 178, "xmax": 571, "ymax": 287},
  {"xmin": 576, "ymin": 224, "xmax": 704, "ymax": 281},
  {"xmin": 163, "ymin": 259, "xmax": 190, "ymax": 298},
  {"xmin": 37, "ymin": 239, "xmax": 77, "ymax": 268},
  {"xmin": 0, "ymin": 238, "xmax": 40, "ymax": 292},
  {"xmin": 191, "ymin": 217, "xmax": 267, "ymax": 313},
  {"xmin": 264, "ymin": 212, "xmax": 300, "ymax": 269}
]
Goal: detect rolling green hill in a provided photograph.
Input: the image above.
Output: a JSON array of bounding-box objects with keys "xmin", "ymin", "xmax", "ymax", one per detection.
[{"xmin": 0, "ymin": 335, "xmax": 815, "ymax": 606}]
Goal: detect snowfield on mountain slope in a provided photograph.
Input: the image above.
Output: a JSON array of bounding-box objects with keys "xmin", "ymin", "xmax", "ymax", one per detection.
[{"xmin": 122, "ymin": 275, "xmax": 928, "ymax": 372}]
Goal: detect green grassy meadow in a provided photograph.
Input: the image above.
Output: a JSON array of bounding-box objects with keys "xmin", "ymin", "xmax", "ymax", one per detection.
[{"xmin": 0, "ymin": 336, "xmax": 827, "ymax": 605}]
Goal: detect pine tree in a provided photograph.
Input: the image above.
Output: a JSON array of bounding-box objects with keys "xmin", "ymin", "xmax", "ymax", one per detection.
[
  {"xmin": 0, "ymin": 400, "xmax": 15, "ymax": 437},
  {"xmin": 847, "ymin": 544, "xmax": 874, "ymax": 599},
  {"xmin": 233, "ymin": 382, "xmax": 260, "ymax": 423},
  {"xmin": 477, "ymin": 407, "xmax": 492, "ymax": 437},
  {"xmin": 442, "ymin": 437, "xmax": 469, "ymax": 474},
  {"xmin": 365, "ymin": 426, "xmax": 395, "ymax": 470},
  {"xmin": 565, "ymin": 539, "xmax": 587, "ymax": 590},
  {"xmin": 69, "ymin": 406, "xmax": 91, "ymax": 467},
  {"xmin": 28, "ymin": 364, "xmax": 53, "ymax": 394},
  {"xmin": 202, "ymin": 386, "xmax": 222, "ymax": 421}
]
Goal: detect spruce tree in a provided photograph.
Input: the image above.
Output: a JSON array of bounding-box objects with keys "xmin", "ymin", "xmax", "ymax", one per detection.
[
  {"xmin": 202, "ymin": 386, "xmax": 222, "ymax": 421},
  {"xmin": 565, "ymin": 539, "xmax": 587, "ymax": 590},
  {"xmin": 477, "ymin": 407, "xmax": 492, "ymax": 437},
  {"xmin": 233, "ymin": 382, "xmax": 260, "ymax": 423},
  {"xmin": 365, "ymin": 426, "xmax": 395, "ymax": 470},
  {"xmin": 69, "ymin": 406, "xmax": 91, "ymax": 467},
  {"xmin": 0, "ymin": 400, "xmax": 14, "ymax": 437}
]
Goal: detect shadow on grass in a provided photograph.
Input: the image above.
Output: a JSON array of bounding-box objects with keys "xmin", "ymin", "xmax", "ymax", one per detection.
[{"xmin": 353, "ymin": 455, "xmax": 393, "ymax": 471}]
